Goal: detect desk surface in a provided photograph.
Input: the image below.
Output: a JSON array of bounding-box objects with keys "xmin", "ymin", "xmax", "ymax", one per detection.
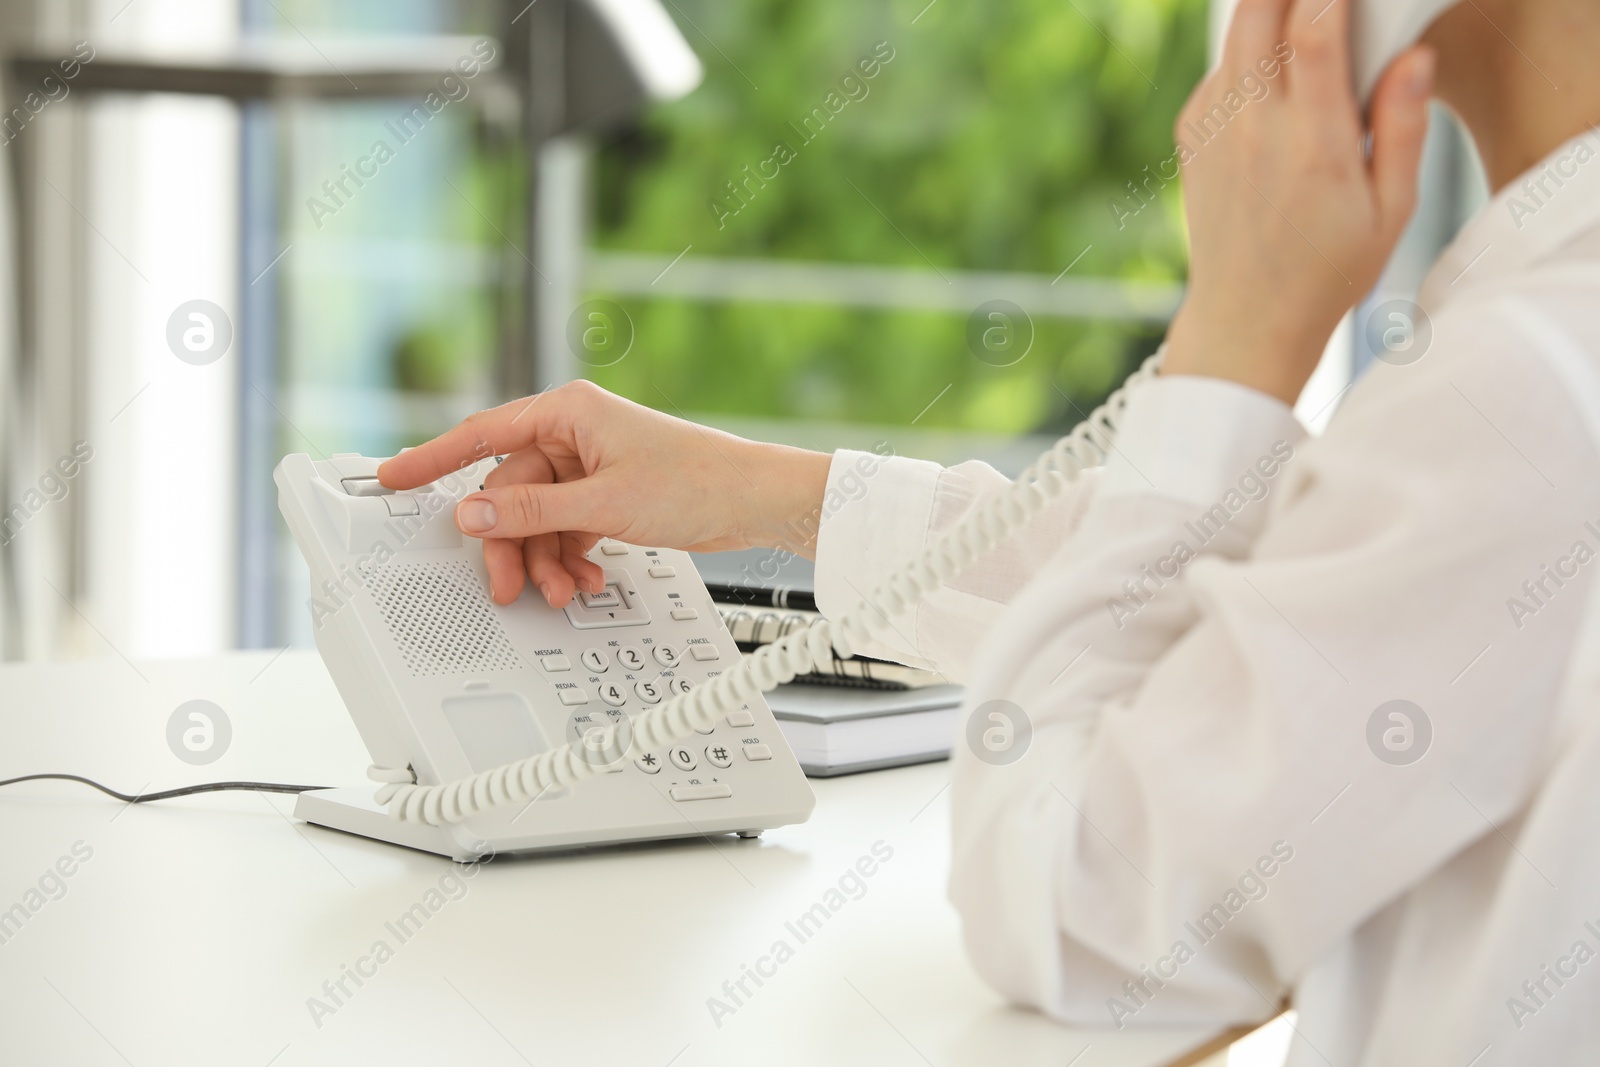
[{"xmin": 0, "ymin": 650, "xmax": 1224, "ymax": 1067}]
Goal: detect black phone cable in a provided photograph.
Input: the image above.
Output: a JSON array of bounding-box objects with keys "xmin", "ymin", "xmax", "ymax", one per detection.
[{"xmin": 0, "ymin": 774, "xmax": 328, "ymax": 804}]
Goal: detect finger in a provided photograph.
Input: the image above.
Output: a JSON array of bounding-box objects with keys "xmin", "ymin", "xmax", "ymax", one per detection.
[
  {"xmin": 1369, "ymin": 46, "xmax": 1435, "ymax": 234},
  {"xmin": 523, "ymin": 533, "xmax": 578, "ymax": 607},
  {"xmin": 482, "ymin": 536, "xmax": 527, "ymax": 605},
  {"xmin": 483, "ymin": 446, "xmax": 557, "ymax": 491},
  {"xmin": 378, "ymin": 385, "xmax": 583, "ymax": 491},
  {"xmin": 1286, "ymin": 0, "xmax": 1358, "ymax": 115},
  {"xmin": 559, "ymin": 532, "xmax": 605, "ymax": 595},
  {"xmin": 455, "ymin": 477, "xmax": 614, "ymax": 540},
  {"xmin": 1220, "ymin": 0, "xmax": 1293, "ymax": 75}
]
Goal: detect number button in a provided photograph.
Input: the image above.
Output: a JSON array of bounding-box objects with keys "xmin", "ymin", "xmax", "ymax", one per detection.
[
  {"xmin": 668, "ymin": 746, "xmax": 696, "ymax": 771},
  {"xmin": 617, "ymin": 647, "xmax": 645, "ymax": 672},
  {"xmin": 634, "ymin": 680, "xmax": 663, "ymax": 704},
  {"xmin": 582, "ymin": 648, "xmax": 610, "ymax": 673},
  {"xmin": 669, "ymin": 677, "xmax": 694, "ymax": 697},
  {"xmin": 652, "ymin": 645, "xmax": 679, "ymax": 668},
  {"xmin": 705, "ymin": 744, "xmax": 732, "ymax": 768},
  {"xmin": 599, "ymin": 682, "xmax": 627, "ymax": 707}
]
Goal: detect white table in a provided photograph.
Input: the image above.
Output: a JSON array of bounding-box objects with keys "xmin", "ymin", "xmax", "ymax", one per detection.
[{"xmin": 0, "ymin": 651, "xmax": 1234, "ymax": 1067}]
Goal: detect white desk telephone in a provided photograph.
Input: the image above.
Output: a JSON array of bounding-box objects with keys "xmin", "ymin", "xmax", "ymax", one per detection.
[{"xmin": 275, "ymin": 452, "xmax": 815, "ymax": 860}]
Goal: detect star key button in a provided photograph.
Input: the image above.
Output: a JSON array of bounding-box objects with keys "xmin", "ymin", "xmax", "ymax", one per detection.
[
  {"xmin": 705, "ymin": 744, "xmax": 732, "ymax": 769},
  {"xmin": 634, "ymin": 752, "xmax": 662, "ymax": 774}
]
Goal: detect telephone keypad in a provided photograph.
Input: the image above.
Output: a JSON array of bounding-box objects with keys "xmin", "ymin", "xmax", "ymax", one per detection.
[{"xmin": 553, "ymin": 558, "xmax": 775, "ymax": 781}]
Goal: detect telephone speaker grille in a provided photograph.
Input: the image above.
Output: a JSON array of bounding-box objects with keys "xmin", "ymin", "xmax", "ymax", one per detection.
[{"xmin": 368, "ymin": 560, "xmax": 521, "ymax": 677}]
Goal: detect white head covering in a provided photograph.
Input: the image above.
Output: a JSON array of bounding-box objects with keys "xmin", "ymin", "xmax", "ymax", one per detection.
[{"xmin": 1351, "ymin": 0, "xmax": 1461, "ymax": 103}]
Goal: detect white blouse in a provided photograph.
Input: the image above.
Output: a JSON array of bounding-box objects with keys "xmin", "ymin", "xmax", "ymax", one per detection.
[{"xmin": 813, "ymin": 130, "xmax": 1600, "ymax": 1066}]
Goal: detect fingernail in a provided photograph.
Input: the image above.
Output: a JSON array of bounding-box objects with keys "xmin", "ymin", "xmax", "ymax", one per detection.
[
  {"xmin": 538, "ymin": 582, "xmax": 553, "ymax": 603},
  {"xmin": 457, "ymin": 499, "xmax": 497, "ymax": 533}
]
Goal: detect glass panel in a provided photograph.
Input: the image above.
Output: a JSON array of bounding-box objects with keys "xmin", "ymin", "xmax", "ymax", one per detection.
[{"xmin": 241, "ymin": 0, "xmax": 507, "ymax": 646}]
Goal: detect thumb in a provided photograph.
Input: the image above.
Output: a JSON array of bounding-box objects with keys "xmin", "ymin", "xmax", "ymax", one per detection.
[
  {"xmin": 1369, "ymin": 46, "xmax": 1436, "ymax": 236},
  {"xmin": 454, "ymin": 477, "xmax": 612, "ymax": 539}
]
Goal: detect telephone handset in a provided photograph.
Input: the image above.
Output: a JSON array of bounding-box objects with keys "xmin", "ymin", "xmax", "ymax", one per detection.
[
  {"xmin": 275, "ymin": 452, "xmax": 815, "ymax": 859},
  {"xmin": 1351, "ymin": 0, "xmax": 1456, "ymax": 106},
  {"xmin": 271, "ymin": 352, "xmax": 1162, "ymax": 858}
]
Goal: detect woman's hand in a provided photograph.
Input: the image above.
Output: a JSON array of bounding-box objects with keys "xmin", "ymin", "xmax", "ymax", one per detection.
[
  {"xmin": 378, "ymin": 380, "xmax": 831, "ymax": 607},
  {"xmin": 1163, "ymin": 0, "xmax": 1436, "ymax": 405}
]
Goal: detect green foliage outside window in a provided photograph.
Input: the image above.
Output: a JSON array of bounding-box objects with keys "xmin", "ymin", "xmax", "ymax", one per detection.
[{"xmin": 585, "ymin": 0, "xmax": 1208, "ymax": 433}]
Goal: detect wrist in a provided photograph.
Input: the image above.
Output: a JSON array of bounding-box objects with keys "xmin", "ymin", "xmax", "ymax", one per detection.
[
  {"xmin": 738, "ymin": 441, "xmax": 831, "ymax": 560},
  {"xmin": 1162, "ymin": 306, "xmax": 1331, "ymax": 407}
]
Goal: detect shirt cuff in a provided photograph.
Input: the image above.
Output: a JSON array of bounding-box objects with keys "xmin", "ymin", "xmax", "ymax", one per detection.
[
  {"xmin": 813, "ymin": 449, "xmax": 943, "ymax": 623},
  {"xmin": 1100, "ymin": 375, "xmax": 1306, "ymax": 509}
]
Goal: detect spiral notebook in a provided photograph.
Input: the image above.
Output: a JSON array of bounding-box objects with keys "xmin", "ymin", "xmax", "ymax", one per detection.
[
  {"xmin": 694, "ymin": 549, "xmax": 965, "ymax": 775},
  {"xmin": 715, "ymin": 605, "xmax": 947, "ymax": 691}
]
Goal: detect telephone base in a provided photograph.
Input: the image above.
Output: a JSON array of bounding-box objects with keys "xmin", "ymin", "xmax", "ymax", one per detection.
[
  {"xmin": 295, "ymin": 787, "xmax": 488, "ymax": 861},
  {"xmin": 295, "ymin": 787, "xmax": 790, "ymax": 861}
]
